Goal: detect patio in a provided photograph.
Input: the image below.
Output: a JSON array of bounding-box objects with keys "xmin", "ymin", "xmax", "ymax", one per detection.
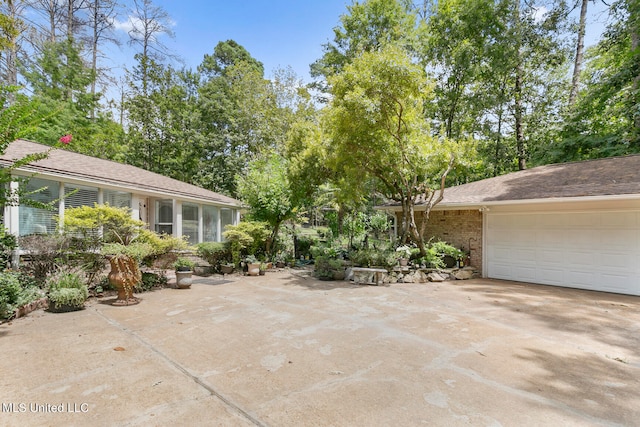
[{"xmin": 1, "ymin": 271, "xmax": 639, "ymax": 426}]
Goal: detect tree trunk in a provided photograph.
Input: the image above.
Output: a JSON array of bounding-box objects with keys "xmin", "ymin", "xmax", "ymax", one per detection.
[
  {"xmin": 514, "ymin": 0, "xmax": 526, "ymax": 170},
  {"xmin": 569, "ymin": 0, "xmax": 588, "ymax": 106},
  {"xmin": 90, "ymin": 0, "xmax": 98, "ymax": 118}
]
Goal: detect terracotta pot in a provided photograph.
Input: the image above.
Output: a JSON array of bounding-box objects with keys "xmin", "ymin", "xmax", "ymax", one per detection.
[{"xmin": 247, "ymin": 263, "xmax": 260, "ymax": 276}]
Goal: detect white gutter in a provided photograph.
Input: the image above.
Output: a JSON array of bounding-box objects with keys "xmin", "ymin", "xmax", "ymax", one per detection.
[{"xmin": 377, "ymin": 193, "xmax": 640, "ymax": 212}]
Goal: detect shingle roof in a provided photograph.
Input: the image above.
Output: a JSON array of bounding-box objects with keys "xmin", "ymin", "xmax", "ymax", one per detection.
[
  {"xmin": 384, "ymin": 155, "xmax": 640, "ymax": 208},
  {"xmin": 1, "ymin": 140, "xmax": 241, "ymax": 207}
]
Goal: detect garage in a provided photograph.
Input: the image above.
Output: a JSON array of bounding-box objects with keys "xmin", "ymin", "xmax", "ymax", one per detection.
[
  {"xmin": 486, "ymin": 209, "xmax": 640, "ymax": 296},
  {"xmin": 381, "ymin": 155, "xmax": 640, "ymax": 296}
]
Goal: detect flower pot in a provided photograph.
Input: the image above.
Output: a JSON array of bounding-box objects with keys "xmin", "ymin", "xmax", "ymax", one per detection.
[
  {"xmin": 275, "ymin": 261, "xmax": 286, "ymax": 268},
  {"xmin": 49, "ymin": 301, "xmax": 84, "ymax": 313},
  {"xmin": 247, "ymin": 263, "xmax": 260, "ymax": 276},
  {"xmin": 332, "ymin": 270, "xmax": 346, "ymax": 280},
  {"xmin": 220, "ymin": 265, "xmax": 234, "ymax": 275},
  {"xmin": 399, "ymin": 258, "xmax": 408, "ymax": 267},
  {"xmin": 175, "ymin": 270, "xmax": 193, "ymax": 288}
]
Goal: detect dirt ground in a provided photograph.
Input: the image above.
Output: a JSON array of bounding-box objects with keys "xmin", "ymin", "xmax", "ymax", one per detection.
[{"xmin": 1, "ymin": 270, "xmax": 639, "ymax": 426}]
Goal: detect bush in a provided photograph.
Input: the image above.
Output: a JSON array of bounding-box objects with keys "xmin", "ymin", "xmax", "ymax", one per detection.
[
  {"xmin": 0, "ymin": 272, "xmax": 22, "ymax": 319},
  {"xmin": 18, "ymin": 234, "xmax": 69, "ymax": 285},
  {"xmin": 349, "ymin": 249, "xmax": 397, "ymax": 269},
  {"xmin": 0, "ymin": 228, "xmax": 17, "ymax": 270},
  {"xmin": 136, "ymin": 272, "xmax": 168, "ymax": 292},
  {"xmin": 295, "ymin": 235, "xmax": 316, "ymax": 259},
  {"xmin": 431, "ymin": 241, "xmax": 465, "ymax": 260},
  {"xmin": 196, "ymin": 242, "xmax": 230, "ymax": 270}
]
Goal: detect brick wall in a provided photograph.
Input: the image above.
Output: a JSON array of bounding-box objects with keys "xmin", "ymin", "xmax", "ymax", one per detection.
[{"xmin": 397, "ymin": 209, "xmax": 483, "ymax": 272}]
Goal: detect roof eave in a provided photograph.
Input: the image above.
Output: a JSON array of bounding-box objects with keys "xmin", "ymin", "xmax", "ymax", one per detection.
[
  {"xmin": 6, "ymin": 164, "xmax": 242, "ymax": 208},
  {"xmin": 375, "ymin": 193, "xmax": 640, "ymax": 212}
]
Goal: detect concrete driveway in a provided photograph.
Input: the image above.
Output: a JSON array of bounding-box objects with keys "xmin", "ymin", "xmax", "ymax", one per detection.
[{"xmin": 1, "ymin": 271, "xmax": 639, "ymax": 426}]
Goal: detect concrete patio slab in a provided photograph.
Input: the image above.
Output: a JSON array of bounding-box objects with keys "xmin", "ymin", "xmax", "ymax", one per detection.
[{"xmin": 1, "ymin": 271, "xmax": 639, "ymax": 426}]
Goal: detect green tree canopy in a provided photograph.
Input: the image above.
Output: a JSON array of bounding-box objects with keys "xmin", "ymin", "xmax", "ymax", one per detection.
[
  {"xmin": 322, "ymin": 45, "xmax": 473, "ymax": 254},
  {"xmin": 236, "ymin": 152, "xmax": 299, "ymax": 255}
]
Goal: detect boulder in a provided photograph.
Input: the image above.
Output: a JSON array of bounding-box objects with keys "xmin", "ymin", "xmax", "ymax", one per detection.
[
  {"xmin": 427, "ymin": 272, "xmax": 447, "ymax": 282},
  {"xmin": 454, "ymin": 268, "xmax": 474, "ymax": 280}
]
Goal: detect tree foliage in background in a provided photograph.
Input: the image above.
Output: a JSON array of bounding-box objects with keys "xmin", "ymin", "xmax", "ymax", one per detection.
[{"xmin": 237, "ymin": 153, "xmax": 299, "ymax": 256}]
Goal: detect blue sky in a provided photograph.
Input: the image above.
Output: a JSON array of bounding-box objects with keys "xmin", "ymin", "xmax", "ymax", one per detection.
[
  {"xmin": 111, "ymin": 0, "xmax": 351, "ymax": 82},
  {"xmin": 105, "ymin": 0, "xmax": 610, "ymax": 91}
]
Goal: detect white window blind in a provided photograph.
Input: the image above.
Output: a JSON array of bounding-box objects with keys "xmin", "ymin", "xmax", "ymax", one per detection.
[
  {"xmin": 19, "ymin": 178, "xmax": 59, "ymax": 236},
  {"xmin": 104, "ymin": 190, "xmax": 131, "ymax": 208},
  {"xmin": 65, "ymin": 184, "xmax": 98, "ymax": 209}
]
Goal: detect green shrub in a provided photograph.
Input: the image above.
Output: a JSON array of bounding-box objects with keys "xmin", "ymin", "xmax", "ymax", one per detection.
[
  {"xmin": 0, "ymin": 228, "xmax": 17, "ymax": 270},
  {"xmin": 0, "ymin": 272, "xmax": 22, "ymax": 319},
  {"xmin": 223, "ymin": 221, "xmax": 269, "ymax": 258},
  {"xmin": 431, "ymin": 241, "xmax": 465, "ymax": 260},
  {"xmin": 196, "ymin": 242, "xmax": 230, "ymax": 270},
  {"xmin": 295, "ymin": 235, "xmax": 316, "ymax": 259},
  {"xmin": 136, "ymin": 272, "xmax": 168, "ymax": 292}
]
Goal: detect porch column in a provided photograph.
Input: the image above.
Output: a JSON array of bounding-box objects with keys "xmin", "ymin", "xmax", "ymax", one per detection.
[
  {"xmin": 58, "ymin": 182, "xmax": 65, "ymax": 231},
  {"xmin": 174, "ymin": 199, "xmax": 182, "ymax": 239},
  {"xmin": 5, "ymin": 181, "xmax": 20, "ymax": 236},
  {"xmin": 198, "ymin": 205, "xmax": 203, "ymax": 244},
  {"xmin": 216, "ymin": 208, "xmax": 222, "ymax": 242}
]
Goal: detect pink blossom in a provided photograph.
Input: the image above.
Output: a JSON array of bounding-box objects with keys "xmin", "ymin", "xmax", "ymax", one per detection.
[{"xmin": 59, "ymin": 134, "xmax": 72, "ymax": 144}]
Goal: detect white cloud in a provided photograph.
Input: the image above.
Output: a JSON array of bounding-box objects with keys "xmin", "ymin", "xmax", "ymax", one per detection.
[{"xmin": 532, "ymin": 6, "xmax": 548, "ymax": 23}]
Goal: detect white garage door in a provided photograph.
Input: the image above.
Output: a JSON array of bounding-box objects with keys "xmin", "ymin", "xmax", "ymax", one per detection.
[{"xmin": 486, "ymin": 210, "xmax": 640, "ymax": 296}]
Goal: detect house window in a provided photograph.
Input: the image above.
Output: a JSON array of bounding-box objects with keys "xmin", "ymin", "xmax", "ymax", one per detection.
[
  {"xmin": 220, "ymin": 208, "xmax": 234, "ymax": 233},
  {"xmin": 104, "ymin": 190, "xmax": 131, "ymax": 208},
  {"xmin": 155, "ymin": 199, "xmax": 173, "ymax": 235},
  {"xmin": 19, "ymin": 178, "xmax": 59, "ymax": 236},
  {"xmin": 182, "ymin": 203, "xmax": 199, "ymax": 245},
  {"xmin": 203, "ymin": 205, "xmax": 218, "ymax": 242},
  {"xmin": 65, "ymin": 184, "xmax": 98, "ymax": 209}
]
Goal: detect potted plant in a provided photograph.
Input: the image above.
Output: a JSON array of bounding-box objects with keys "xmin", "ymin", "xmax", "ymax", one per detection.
[
  {"xmin": 47, "ymin": 271, "xmax": 88, "ymax": 313},
  {"xmin": 259, "ymin": 262, "xmax": 267, "ymax": 275},
  {"xmin": 174, "ymin": 257, "xmax": 195, "ymax": 288},
  {"xmin": 244, "ymin": 255, "xmax": 260, "ymax": 276},
  {"xmin": 395, "ymin": 245, "xmax": 412, "ymax": 266},
  {"xmin": 220, "ymin": 262, "xmax": 235, "ymax": 275},
  {"xmin": 274, "ymin": 253, "xmax": 286, "ymax": 268}
]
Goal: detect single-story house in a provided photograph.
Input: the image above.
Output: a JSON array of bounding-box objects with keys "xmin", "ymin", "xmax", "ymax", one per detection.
[
  {"xmin": 1, "ymin": 139, "xmax": 242, "ymax": 245},
  {"xmin": 379, "ymin": 155, "xmax": 640, "ymax": 296}
]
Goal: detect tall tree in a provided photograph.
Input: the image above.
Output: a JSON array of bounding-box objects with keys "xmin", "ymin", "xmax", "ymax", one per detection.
[
  {"xmin": 126, "ymin": 0, "xmax": 175, "ymax": 95},
  {"xmin": 310, "ymin": 0, "xmax": 418, "ymax": 100},
  {"xmin": 569, "ymin": 0, "xmax": 590, "ymax": 106},
  {"xmin": 322, "ymin": 45, "xmax": 471, "ymax": 254},
  {"xmin": 550, "ymin": 0, "xmax": 640, "ymax": 160},
  {"xmin": 237, "ymin": 153, "xmax": 299, "ymax": 256},
  {"xmin": 85, "ymin": 0, "xmax": 119, "ymax": 117}
]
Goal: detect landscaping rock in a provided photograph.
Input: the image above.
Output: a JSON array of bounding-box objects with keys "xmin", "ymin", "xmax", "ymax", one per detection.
[
  {"xmin": 428, "ymin": 272, "xmax": 447, "ymax": 282},
  {"xmin": 454, "ymin": 268, "xmax": 474, "ymax": 280}
]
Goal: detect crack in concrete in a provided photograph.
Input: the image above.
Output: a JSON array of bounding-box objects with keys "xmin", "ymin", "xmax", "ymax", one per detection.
[{"xmin": 92, "ymin": 307, "xmax": 268, "ymax": 427}]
